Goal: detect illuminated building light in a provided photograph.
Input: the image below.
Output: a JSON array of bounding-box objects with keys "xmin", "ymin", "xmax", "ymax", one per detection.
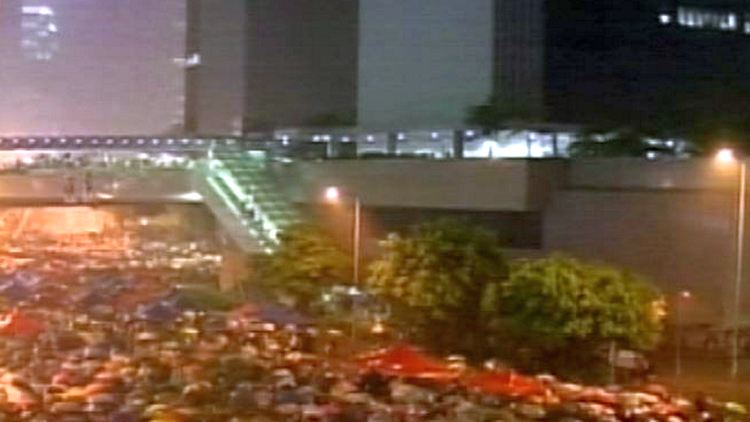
[
  {"xmin": 659, "ymin": 13, "xmax": 672, "ymax": 25},
  {"xmin": 185, "ymin": 53, "xmax": 201, "ymax": 67},
  {"xmin": 22, "ymin": 6, "xmax": 54, "ymax": 16},
  {"xmin": 397, "ymin": 133, "xmax": 406, "ymax": 141},
  {"xmin": 676, "ymin": 7, "xmax": 739, "ymax": 32},
  {"xmin": 431, "ymin": 132, "xmax": 439, "ymax": 139}
]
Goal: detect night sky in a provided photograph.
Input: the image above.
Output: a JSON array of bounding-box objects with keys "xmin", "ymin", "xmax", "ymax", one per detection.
[{"xmin": 0, "ymin": 0, "xmax": 185, "ymax": 135}]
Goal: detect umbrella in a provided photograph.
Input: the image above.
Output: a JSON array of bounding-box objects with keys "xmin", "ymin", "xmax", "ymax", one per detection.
[
  {"xmin": 255, "ymin": 304, "xmax": 310, "ymax": 326},
  {"xmin": 0, "ymin": 311, "xmax": 45, "ymax": 338},
  {"xmin": 0, "ymin": 281, "xmax": 33, "ymax": 303},
  {"xmin": 162, "ymin": 285, "xmax": 239, "ymax": 311},
  {"xmin": 463, "ymin": 371, "xmax": 547, "ymax": 398},
  {"xmin": 134, "ymin": 301, "xmax": 180, "ymax": 323},
  {"xmin": 358, "ymin": 345, "xmax": 459, "ymax": 381}
]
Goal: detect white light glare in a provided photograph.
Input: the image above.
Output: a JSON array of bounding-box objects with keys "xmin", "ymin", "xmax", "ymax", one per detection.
[
  {"xmin": 324, "ymin": 186, "xmax": 340, "ymax": 202},
  {"xmin": 715, "ymin": 148, "xmax": 736, "ymax": 164}
]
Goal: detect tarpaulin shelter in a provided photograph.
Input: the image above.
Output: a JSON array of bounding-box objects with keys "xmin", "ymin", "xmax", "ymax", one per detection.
[
  {"xmin": 358, "ymin": 345, "xmax": 459, "ymax": 381},
  {"xmin": 463, "ymin": 371, "xmax": 546, "ymax": 398},
  {"xmin": 0, "ymin": 311, "xmax": 45, "ymax": 338}
]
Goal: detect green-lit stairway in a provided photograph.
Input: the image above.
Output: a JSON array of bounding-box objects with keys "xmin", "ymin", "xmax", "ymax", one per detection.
[{"xmin": 194, "ymin": 149, "xmax": 301, "ymax": 253}]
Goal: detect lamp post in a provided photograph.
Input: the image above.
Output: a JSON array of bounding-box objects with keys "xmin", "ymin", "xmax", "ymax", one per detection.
[
  {"xmin": 324, "ymin": 186, "xmax": 362, "ymax": 285},
  {"xmin": 715, "ymin": 148, "xmax": 746, "ymax": 379},
  {"xmin": 675, "ymin": 290, "xmax": 692, "ymax": 378}
]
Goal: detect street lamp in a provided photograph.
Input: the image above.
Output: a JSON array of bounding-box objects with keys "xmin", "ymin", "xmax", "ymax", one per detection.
[
  {"xmin": 675, "ymin": 290, "xmax": 692, "ymax": 378},
  {"xmin": 715, "ymin": 148, "xmax": 746, "ymax": 379},
  {"xmin": 323, "ymin": 186, "xmax": 362, "ymax": 286}
]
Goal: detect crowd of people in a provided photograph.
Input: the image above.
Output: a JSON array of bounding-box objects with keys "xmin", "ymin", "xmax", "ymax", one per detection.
[
  {"xmin": 0, "ymin": 207, "xmax": 742, "ymax": 421},
  {"xmin": 0, "ymin": 269, "xmax": 743, "ymax": 422}
]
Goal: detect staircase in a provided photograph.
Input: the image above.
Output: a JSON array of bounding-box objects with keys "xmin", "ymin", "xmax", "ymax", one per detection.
[{"xmin": 195, "ymin": 149, "xmax": 300, "ymax": 253}]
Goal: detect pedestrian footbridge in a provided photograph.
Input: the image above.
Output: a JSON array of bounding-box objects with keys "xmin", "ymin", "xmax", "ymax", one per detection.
[{"xmin": 0, "ymin": 145, "xmax": 300, "ymax": 254}]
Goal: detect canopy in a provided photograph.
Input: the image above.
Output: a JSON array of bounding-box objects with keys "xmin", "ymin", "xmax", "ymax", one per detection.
[
  {"xmin": 0, "ymin": 311, "xmax": 45, "ymax": 338},
  {"xmin": 0, "ymin": 281, "xmax": 34, "ymax": 303},
  {"xmin": 358, "ymin": 345, "xmax": 458, "ymax": 381},
  {"xmin": 134, "ymin": 301, "xmax": 181, "ymax": 323},
  {"xmin": 161, "ymin": 285, "xmax": 239, "ymax": 311},
  {"xmin": 250, "ymin": 304, "xmax": 310, "ymax": 326},
  {"xmin": 462, "ymin": 371, "xmax": 546, "ymax": 398}
]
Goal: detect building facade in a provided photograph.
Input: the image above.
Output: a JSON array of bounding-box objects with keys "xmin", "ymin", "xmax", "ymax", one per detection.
[
  {"xmin": 188, "ymin": 0, "xmax": 541, "ymax": 134},
  {"xmin": 544, "ymin": 0, "xmax": 750, "ymax": 132},
  {"xmin": 0, "ymin": 0, "xmax": 187, "ymax": 135}
]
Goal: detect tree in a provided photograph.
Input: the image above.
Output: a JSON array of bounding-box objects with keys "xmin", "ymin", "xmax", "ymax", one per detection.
[
  {"xmin": 256, "ymin": 224, "xmax": 351, "ymax": 309},
  {"xmin": 465, "ymin": 96, "xmax": 540, "ymax": 133},
  {"xmin": 568, "ymin": 129, "xmax": 651, "ymax": 158},
  {"xmin": 366, "ymin": 220, "xmax": 508, "ymax": 356},
  {"xmin": 501, "ymin": 255, "xmax": 664, "ymax": 375}
]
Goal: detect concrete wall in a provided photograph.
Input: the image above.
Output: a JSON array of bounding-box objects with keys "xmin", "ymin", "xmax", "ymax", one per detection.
[
  {"xmin": 544, "ymin": 189, "xmax": 738, "ymax": 325},
  {"xmin": 272, "ymin": 159, "xmax": 565, "ymax": 212},
  {"xmin": 245, "ymin": 0, "xmax": 359, "ymax": 130},
  {"xmin": 357, "ymin": 0, "xmax": 494, "ymax": 130},
  {"xmin": 0, "ymin": 169, "xmax": 197, "ymax": 204},
  {"xmin": 568, "ymin": 158, "xmax": 737, "ymax": 191},
  {"xmin": 191, "ymin": 0, "xmax": 247, "ymax": 134}
]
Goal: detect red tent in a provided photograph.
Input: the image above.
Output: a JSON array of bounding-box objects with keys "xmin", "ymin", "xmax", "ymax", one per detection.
[
  {"xmin": 463, "ymin": 371, "xmax": 547, "ymax": 398},
  {"xmin": 358, "ymin": 345, "xmax": 459, "ymax": 381},
  {"xmin": 0, "ymin": 311, "xmax": 45, "ymax": 338}
]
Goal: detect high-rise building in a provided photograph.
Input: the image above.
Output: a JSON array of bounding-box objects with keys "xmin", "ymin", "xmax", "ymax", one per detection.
[
  {"xmin": 188, "ymin": 0, "xmax": 516, "ymax": 133},
  {"xmin": 494, "ymin": 0, "xmax": 544, "ymax": 115},
  {"xmin": 0, "ymin": 0, "xmax": 187, "ymax": 135},
  {"xmin": 187, "ymin": 0, "xmax": 359, "ymax": 134},
  {"xmin": 544, "ymin": 0, "xmax": 750, "ymax": 131},
  {"xmin": 20, "ymin": 4, "xmax": 58, "ymax": 61}
]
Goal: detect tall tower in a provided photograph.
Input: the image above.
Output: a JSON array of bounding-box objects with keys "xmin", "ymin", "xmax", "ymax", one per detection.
[
  {"xmin": 20, "ymin": 4, "xmax": 59, "ymax": 61},
  {"xmin": 493, "ymin": 0, "xmax": 545, "ymax": 118}
]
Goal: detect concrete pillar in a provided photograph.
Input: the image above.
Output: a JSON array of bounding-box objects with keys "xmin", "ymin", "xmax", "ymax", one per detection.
[
  {"xmin": 452, "ymin": 130, "xmax": 465, "ymax": 159},
  {"xmin": 219, "ymin": 246, "xmax": 251, "ymax": 293},
  {"xmin": 386, "ymin": 132, "xmax": 398, "ymax": 155}
]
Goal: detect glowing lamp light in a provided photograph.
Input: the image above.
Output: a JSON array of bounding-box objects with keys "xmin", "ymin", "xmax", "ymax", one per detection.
[
  {"xmin": 680, "ymin": 290, "xmax": 692, "ymax": 299},
  {"xmin": 716, "ymin": 148, "xmax": 736, "ymax": 164},
  {"xmin": 324, "ymin": 186, "xmax": 341, "ymax": 203},
  {"xmin": 371, "ymin": 320, "xmax": 386, "ymax": 335}
]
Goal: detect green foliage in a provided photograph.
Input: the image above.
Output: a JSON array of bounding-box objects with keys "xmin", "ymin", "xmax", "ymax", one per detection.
[
  {"xmin": 305, "ymin": 112, "xmax": 356, "ymax": 128},
  {"xmin": 568, "ymin": 130, "xmax": 651, "ymax": 158},
  {"xmin": 503, "ymin": 255, "xmax": 663, "ymax": 352},
  {"xmin": 173, "ymin": 284, "xmax": 241, "ymax": 311},
  {"xmin": 257, "ymin": 224, "xmax": 351, "ymax": 309},
  {"xmin": 367, "ymin": 220, "xmax": 508, "ymax": 356},
  {"xmin": 465, "ymin": 96, "xmax": 539, "ymax": 132}
]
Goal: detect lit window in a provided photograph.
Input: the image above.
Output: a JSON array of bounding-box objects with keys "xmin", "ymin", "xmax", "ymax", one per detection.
[
  {"xmin": 677, "ymin": 6, "xmax": 740, "ymax": 32},
  {"xmin": 659, "ymin": 13, "xmax": 672, "ymax": 25}
]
